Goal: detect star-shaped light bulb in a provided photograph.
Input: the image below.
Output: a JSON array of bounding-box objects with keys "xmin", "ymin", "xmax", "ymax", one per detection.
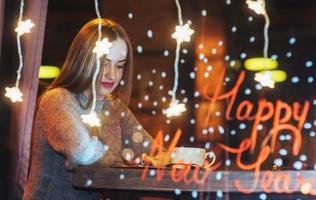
[
  {"xmin": 164, "ymin": 101, "xmax": 187, "ymax": 118},
  {"xmin": 15, "ymin": 19, "xmax": 35, "ymax": 36},
  {"xmin": 92, "ymin": 37, "xmax": 112, "ymax": 58},
  {"xmin": 81, "ymin": 111, "xmax": 101, "ymax": 127},
  {"xmin": 246, "ymin": 0, "xmax": 266, "ymax": 15},
  {"xmin": 5, "ymin": 86, "xmax": 23, "ymax": 102},
  {"xmin": 171, "ymin": 23, "xmax": 194, "ymax": 43},
  {"xmin": 254, "ymin": 71, "xmax": 275, "ymax": 88}
]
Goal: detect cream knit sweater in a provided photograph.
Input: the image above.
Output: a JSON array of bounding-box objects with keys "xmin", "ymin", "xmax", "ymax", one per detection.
[{"xmin": 23, "ymin": 88, "xmax": 153, "ymax": 199}]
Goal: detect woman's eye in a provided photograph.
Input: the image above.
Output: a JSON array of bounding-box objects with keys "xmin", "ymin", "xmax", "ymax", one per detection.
[{"xmin": 116, "ymin": 64, "xmax": 126, "ymax": 69}]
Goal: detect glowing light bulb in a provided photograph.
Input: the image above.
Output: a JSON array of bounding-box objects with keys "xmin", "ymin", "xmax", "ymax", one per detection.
[
  {"xmin": 171, "ymin": 23, "xmax": 194, "ymax": 43},
  {"xmin": 301, "ymin": 183, "xmax": 312, "ymax": 195},
  {"xmin": 81, "ymin": 111, "xmax": 101, "ymax": 127},
  {"xmin": 246, "ymin": 0, "xmax": 266, "ymax": 15},
  {"xmin": 5, "ymin": 87, "xmax": 23, "ymax": 102},
  {"xmin": 92, "ymin": 37, "xmax": 112, "ymax": 58},
  {"xmin": 15, "ymin": 19, "xmax": 35, "ymax": 36},
  {"xmin": 254, "ymin": 71, "xmax": 275, "ymax": 88},
  {"xmin": 164, "ymin": 101, "xmax": 186, "ymax": 118}
]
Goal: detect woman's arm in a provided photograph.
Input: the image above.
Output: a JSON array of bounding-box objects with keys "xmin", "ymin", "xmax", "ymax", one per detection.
[
  {"xmin": 117, "ymin": 99, "xmax": 154, "ymax": 160},
  {"xmin": 39, "ymin": 88, "xmax": 107, "ymax": 168}
]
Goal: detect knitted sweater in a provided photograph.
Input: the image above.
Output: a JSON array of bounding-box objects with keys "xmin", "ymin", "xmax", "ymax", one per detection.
[{"xmin": 23, "ymin": 88, "xmax": 153, "ymax": 200}]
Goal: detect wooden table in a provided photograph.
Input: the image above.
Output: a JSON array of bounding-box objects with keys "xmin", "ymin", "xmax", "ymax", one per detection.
[{"xmin": 73, "ymin": 167, "xmax": 316, "ymax": 199}]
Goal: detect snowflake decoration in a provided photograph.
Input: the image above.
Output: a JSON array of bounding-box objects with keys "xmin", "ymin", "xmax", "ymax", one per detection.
[
  {"xmin": 254, "ymin": 71, "xmax": 275, "ymax": 88},
  {"xmin": 171, "ymin": 23, "xmax": 194, "ymax": 43},
  {"xmin": 5, "ymin": 87, "xmax": 23, "ymax": 102},
  {"xmin": 15, "ymin": 19, "xmax": 35, "ymax": 36},
  {"xmin": 81, "ymin": 111, "xmax": 101, "ymax": 127},
  {"xmin": 164, "ymin": 101, "xmax": 187, "ymax": 118},
  {"xmin": 92, "ymin": 37, "xmax": 113, "ymax": 58},
  {"xmin": 246, "ymin": 0, "xmax": 266, "ymax": 15}
]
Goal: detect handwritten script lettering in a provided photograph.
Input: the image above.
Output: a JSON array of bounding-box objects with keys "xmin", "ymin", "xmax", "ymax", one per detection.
[
  {"xmin": 141, "ymin": 131, "xmax": 315, "ymax": 195},
  {"xmin": 201, "ymin": 71, "xmax": 310, "ymax": 154},
  {"xmin": 140, "ymin": 71, "xmax": 314, "ymax": 195}
]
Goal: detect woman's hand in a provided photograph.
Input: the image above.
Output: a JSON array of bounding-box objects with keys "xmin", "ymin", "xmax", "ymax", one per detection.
[{"xmin": 140, "ymin": 151, "xmax": 171, "ymax": 167}]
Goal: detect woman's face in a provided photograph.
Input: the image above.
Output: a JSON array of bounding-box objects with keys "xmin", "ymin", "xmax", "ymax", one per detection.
[{"xmin": 87, "ymin": 38, "xmax": 128, "ymax": 100}]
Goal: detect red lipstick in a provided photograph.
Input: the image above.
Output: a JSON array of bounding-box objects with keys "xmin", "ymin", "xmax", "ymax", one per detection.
[{"xmin": 101, "ymin": 81, "xmax": 114, "ymax": 88}]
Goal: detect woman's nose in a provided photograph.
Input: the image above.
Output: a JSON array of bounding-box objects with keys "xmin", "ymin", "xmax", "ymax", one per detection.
[{"xmin": 105, "ymin": 64, "xmax": 116, "ymax": 80}]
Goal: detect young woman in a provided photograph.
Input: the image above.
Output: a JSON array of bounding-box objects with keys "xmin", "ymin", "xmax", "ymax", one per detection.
[{"xmin": 23, "ymin": 18, "xmax": 158, "ymax": 199}]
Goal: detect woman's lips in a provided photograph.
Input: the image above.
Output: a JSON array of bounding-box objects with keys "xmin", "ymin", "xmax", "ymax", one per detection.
[{"xmin": 101, "ymin": 81, "xmax": 115, "ymax": 88}]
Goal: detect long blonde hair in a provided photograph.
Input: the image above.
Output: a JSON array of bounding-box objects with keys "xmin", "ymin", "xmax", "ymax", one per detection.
[{"xmin": 47, "ymin": 18, "xmax": 133, "ymax": 106}]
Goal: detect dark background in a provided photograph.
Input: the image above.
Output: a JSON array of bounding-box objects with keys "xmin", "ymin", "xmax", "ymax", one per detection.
[{"xmin": 1, "ymin": 0, "xmax": 316, "ymax": 199}]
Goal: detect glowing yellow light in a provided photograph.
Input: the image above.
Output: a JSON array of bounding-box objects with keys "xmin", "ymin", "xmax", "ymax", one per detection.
[
  {"xmin": 92, "ymin": 37, "xmax": 112, "ymax": 58},
  {"xmin": 81, "ymin": 111, "xmax": 101, "ymax": 127},
  {"xmin": 15, "ymin": 19, "xmax": 35, "ymax": 36},
  {"xmin": 246, "ymin": 0, "xmax": 266, "ymax": 15},
  {"xmin": 5, "ymin": 87, "xmax": 23, "ymax": 102},
  {"xmin": 39, "ymin": 65, "xmax": 60, "ymax": 79},
  {"xmin": 254, "ymin": 71, "xmax": 275, "ymax": 88},
  {"xmin": 171, "ymin": 23, "xmax": 194, "ymax": 43},
  {"xmin": 244, "ymin": 57, "xmax": 278, "ymax": 71},
  {"xmin": 301, "ymin": 183, "xmax": 312, "ymax": 195},
  {"xmin": 269, "ymin": 70, "xmax": 287, "ymax": 83},
  {"xmin": 164, "ymin": 101, "xmax": 186, "ymax": 118}
]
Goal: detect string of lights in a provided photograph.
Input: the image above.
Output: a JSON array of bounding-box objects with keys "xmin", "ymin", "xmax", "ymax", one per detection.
[
  {"xmin": 246, "ymin": 0, "xmax": 275, "ymax": 88},
  {"xmin": 164, "ymin": 0, "xmax": 194, "ymax": 118},
  {"xmin": 5, "ymin": 0, "xmax": 34, "ymax": 102},
  {"xmin": 81, "ymin": 0, "xmax": 113, "ymax": 127}
]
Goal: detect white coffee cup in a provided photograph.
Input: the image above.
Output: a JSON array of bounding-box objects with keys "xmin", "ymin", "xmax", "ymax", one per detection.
[{"xmin": 171, "ymin": 147, "xmax": 216, "ymax": 168}]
